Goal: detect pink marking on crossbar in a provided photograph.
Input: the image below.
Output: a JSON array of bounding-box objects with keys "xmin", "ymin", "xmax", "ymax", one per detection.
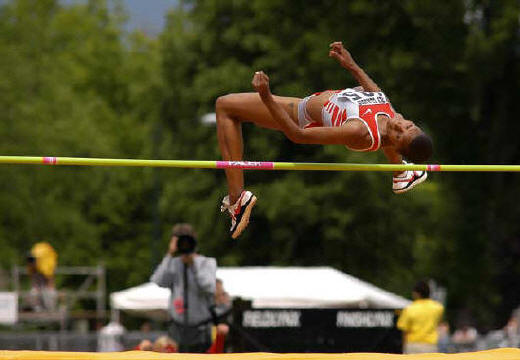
[
  {"xmin": 216, "ymin": 161, "xmax": 274, "ymax": 169},
  {"xmin": 43, "ymin": 157, "xmax": 57, "ymax": 165},
  {"xmin": 427, "ymin": 164, "xmax": 441, "ymax": 171}
]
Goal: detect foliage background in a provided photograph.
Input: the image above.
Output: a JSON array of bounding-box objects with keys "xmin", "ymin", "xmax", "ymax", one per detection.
[{"xmin": 1, "ymin": 0, "xmax": 519, "ymax": 330}]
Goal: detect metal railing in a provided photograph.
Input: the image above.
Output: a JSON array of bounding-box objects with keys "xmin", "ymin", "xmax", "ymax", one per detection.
[
  {"xmin": 11, "ymin": 265, "xmax": 106, "ymax": 329},
  {"xmin": 0, "ymin": 331, "xmax": 165, "ymax": 352}
]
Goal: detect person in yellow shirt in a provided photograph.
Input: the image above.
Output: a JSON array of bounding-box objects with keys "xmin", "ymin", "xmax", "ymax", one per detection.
[
  {"xmin": 31, "ymin": 242, "xmax": 58, "ymax": 281},
  {"xmin": 397, "ymin": 280, "xmax": 444, "ymax": 354},
  {"xmin": 27, "ymin": 242, "xmax": 58, "ymax": 311}
]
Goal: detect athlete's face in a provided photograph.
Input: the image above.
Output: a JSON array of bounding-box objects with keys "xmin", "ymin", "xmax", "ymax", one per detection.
[{"xmin": 391, "ymin": 113, "xmax": 421, "ymax": 150}]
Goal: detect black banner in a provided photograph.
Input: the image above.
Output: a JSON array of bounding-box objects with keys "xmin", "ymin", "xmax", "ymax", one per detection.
[{"xmin": 231, "ymin": 305, "xmax": 402, "ymax": 353}]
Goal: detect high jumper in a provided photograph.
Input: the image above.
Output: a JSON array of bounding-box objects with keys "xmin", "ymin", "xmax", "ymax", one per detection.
[{"xmin": 216, "ymin": 41, "xmax": 433, "ymax": 238}]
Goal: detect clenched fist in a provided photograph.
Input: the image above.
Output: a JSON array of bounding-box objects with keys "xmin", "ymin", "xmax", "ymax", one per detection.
[{"xmin": 252, "ymin": 71, "xmax": 271, "ymax": 99}]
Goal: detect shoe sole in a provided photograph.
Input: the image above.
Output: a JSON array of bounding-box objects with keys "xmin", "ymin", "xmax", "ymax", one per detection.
[
  {"xmin": 393, "ymin": 172, "xmax": 428, "ymax": 194},
  {"xmin": 231, "ymin": 195, "xmax": 257, "ymax": 239}
]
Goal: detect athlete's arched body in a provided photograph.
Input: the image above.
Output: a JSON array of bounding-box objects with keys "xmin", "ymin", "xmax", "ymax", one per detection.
[{"xmin": 216, "ymin": 42, "xmax": 433, "ymax": 238}]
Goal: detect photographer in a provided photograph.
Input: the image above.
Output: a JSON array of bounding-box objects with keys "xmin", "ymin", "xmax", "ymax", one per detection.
[{"xmin": 150, "ymin": 223, "xmax": 217, "ymax": 353}]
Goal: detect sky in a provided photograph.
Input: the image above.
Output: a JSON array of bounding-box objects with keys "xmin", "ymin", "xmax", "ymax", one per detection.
[
  {"xmin": 59, "ymin": 0, "xmax": 179, "ymax": 35},
  {"xmin": 122, "ymin": 0, "xmax": 178, "ymax": 34}
]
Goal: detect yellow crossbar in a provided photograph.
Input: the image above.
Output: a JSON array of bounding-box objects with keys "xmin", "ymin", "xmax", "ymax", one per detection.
[{"xmin": 0, "ymin": 156, "xmax": 519, "ymax": 172}]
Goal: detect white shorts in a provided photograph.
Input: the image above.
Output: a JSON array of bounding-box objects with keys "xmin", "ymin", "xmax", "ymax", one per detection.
[{"xmin": 297, "ymin": 95, "xmax": 315, "ymax": 129}]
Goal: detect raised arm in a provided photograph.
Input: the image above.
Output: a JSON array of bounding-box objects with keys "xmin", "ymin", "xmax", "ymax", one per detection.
[
  {"xmin": 150, "ymin": 255, "xmax": 174, "ymax": 288},
  {"xmin": 329, "ymin": 41, "xmax": 381, "ymax": 92},
  {"xmin": 251, "ymin": 71, "xmax": 302, "ymax": 142}
]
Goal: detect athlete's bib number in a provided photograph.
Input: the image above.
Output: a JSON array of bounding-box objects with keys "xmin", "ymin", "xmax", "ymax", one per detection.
[{"xmin": 338, "ymin": 90, "xmax": 387, "ymax": 105}]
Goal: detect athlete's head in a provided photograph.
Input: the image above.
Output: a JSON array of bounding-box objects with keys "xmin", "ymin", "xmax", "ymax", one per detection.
[
  {"xmin": 401, "ymin": 132, "xmax": 433, "ymax": 163},
  {"xmin": 390, "ymin": 114, "xmax": 433, "ymax": 163}
]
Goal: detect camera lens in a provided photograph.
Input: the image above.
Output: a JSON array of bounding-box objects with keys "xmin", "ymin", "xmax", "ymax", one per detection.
[{"xmin": 177, "ymin": 235, "xmax": 196, "ymax": 254}]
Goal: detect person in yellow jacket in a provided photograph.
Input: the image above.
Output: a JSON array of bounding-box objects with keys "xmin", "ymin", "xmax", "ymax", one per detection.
[
  {"xmin": 27, "ymin": 242, "xmax": 58, "ymax": 311},
  {"xmin": 397, "ymin": 280, "xmax": 444, "ymax": 354},
  {"xmin": 31, "ymin": 242, "xmax": 57, "ymax": 280}
]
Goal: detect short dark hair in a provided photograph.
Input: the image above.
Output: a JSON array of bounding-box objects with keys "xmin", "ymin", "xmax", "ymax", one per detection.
[
  {"xmin": 402, "ymin": 132, "xmax": 433, "ymax": 163},
  {"xmin": 171, "ymin": 223, "xmax": 197, "ymax": 239},
  {"xmin": 413, "ymin": 280, "xmax": 430, "ymax": 298}
]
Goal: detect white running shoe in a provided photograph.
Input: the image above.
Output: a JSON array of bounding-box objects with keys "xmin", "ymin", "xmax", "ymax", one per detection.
[
  {"xmin": 220, "ymin": 190, "xmax": 257, "ymax": 239},
  {"xmin": 392, "ymin": 161, "xmax": 428, "ymax": 194}
]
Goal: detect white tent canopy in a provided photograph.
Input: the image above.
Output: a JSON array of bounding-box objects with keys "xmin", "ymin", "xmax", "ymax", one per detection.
[
  {"xmin": 110, "ymin": 267, "xmax": 410, "ymax": 315},
  {"xmin": 217, "ymin": 267, "xmax": 410, "ymax": 308}
]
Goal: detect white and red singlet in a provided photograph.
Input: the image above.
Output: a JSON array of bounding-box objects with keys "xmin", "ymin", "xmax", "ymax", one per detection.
[{"xmin": 304, "ymin": 88, "xmax": 395, "ymax": 152}]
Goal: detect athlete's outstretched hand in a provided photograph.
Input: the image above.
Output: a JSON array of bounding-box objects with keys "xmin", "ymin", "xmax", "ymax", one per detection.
[
  {"xmin": 329, "ymin": 41, "xmax": 356, "ymax": 69},
  {"xmin": 252, "ymin": 71, "xmax": 271, "ymax": 99}
]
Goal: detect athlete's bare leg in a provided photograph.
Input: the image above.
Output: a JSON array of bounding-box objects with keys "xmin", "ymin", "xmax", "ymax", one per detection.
[{"xmin": 215, "ymin": 92, "xmax": 301, "ymax": 203}]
